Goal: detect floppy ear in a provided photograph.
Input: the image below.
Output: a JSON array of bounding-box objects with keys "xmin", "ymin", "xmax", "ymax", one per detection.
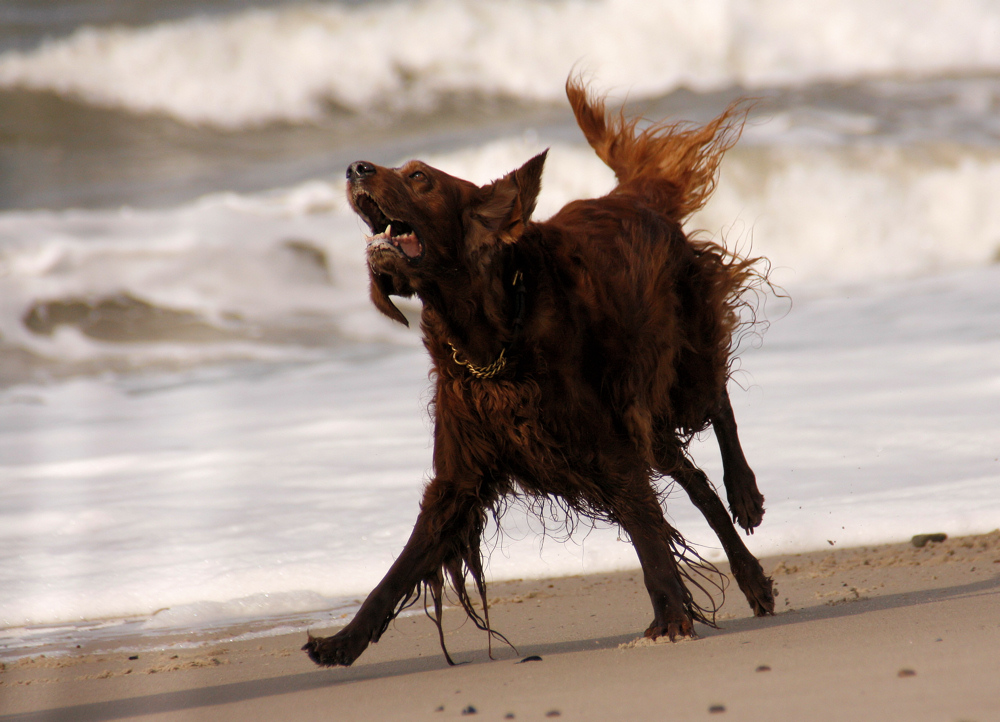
[
  {"xmin": 468, "ymin": 150, "xmax": 548, "ymax": 247},
  {"xmin": 369, "ymin": 271, "xmax": 410, "ymax": 327}
]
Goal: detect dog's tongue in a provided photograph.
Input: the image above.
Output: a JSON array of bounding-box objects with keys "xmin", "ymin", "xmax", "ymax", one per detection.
[{"xmin": 397, "ymin": 234, "xmax": 421, "ymax": 258}]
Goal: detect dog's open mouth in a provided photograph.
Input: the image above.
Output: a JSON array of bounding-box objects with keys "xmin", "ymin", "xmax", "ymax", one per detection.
[{"xmin": 354, "ymin": 192, "xmax": 424, "ymax": 261}]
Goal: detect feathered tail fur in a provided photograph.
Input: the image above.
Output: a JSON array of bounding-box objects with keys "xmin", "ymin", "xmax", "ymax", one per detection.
[{"xmin": 566, "ymin": 77, "xmax": 749, "ymax": 222}]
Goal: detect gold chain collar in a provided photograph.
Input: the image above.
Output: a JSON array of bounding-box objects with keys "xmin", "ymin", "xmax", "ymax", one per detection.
[{"xmin": 448, "ymin": 343, "xmax": 507, "ymax": 379}]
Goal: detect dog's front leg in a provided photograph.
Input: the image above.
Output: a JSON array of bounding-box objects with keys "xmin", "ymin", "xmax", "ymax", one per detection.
[
  {"xmin": 303, "ymin": 475, "xmax": 489, "ymax": 667},
  {"xmin": 302, "ymin": 510, "xmax": 443, "ymax": 667},
  {"xmin": 612, "ymin": 481, "xmax": 701, "ymax": 641},
  {"xmin": 712, "ymin": 386, "xmax": 765, "ymax": 533}
]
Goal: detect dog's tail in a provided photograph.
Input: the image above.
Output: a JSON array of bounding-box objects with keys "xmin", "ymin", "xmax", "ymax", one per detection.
[{"xmin": 566, "ymin": 77, "xmax": 749, "ymax": 222}]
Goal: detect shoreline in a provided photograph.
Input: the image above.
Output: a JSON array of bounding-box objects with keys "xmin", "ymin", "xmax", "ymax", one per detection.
[{"xmin": 2, "ymin": 530, "xmax": 998, "ymax": 721}]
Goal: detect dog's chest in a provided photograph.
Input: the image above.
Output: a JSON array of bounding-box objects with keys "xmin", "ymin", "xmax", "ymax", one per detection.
[{"xmin": 439, "ymin": 375, "xmax": 556, "ymax": 456}]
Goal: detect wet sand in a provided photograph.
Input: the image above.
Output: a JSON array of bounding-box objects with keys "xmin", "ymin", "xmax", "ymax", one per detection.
[{"xmin": 2, "ymin": 530, "xmax": 998, "ymax": 721}]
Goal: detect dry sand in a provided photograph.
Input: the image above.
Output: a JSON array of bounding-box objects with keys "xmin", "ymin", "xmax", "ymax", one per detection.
[{"xmin": 2, "ymin": 530, "xmax": 998, "ymax": 721}]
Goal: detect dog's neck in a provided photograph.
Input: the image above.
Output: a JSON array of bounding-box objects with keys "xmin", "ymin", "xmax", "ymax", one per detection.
[
  {"xmin": 421, "ymin": 254, "xmax": 527, "ymax": 379},
  {"xmin": 447, "ymin": 268, "xmax": 526, "ymax": 379}
]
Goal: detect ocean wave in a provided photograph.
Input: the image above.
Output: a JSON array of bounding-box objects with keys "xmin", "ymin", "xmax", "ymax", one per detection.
[
  {"xmin": 696, "ymin": 144, "xmax": 1000, "ymax": 287},
  {"xmin": 0, "ymin": 182, "xmax": 405, "ymax": 384},
  {"xmin": 2, "ymin": 135, "xmax": 999, "ymax": 381},
  {"xmin": 1, "ymin": 0, "xmax": 999, "ymax": 128}
]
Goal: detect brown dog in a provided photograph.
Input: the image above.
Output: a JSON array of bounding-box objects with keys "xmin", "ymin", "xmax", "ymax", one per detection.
[{"xmin": 304, "ymin": 79, "xmax": 774, "ymax": 667}]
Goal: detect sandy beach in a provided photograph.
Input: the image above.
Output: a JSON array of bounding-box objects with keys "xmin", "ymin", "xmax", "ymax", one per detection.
[{"xmin": 2, "ymin": 530, "xmax": 997, "ymax": 721}]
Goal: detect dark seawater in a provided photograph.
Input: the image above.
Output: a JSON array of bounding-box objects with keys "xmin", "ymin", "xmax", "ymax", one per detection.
[
  {"xmin": 0, "ymin": 85, "xmax": 567, "ymax": 210},
  {"xmin": 6, "ymin": 74, "xmax": 1000, "ymax": 211},
  {"xmin": 0, "ymin": 0, "xmax": 372, "ymax": 52}
]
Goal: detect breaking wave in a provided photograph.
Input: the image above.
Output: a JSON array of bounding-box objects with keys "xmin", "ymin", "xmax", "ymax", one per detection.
[{"xmin": 2, "ymin": 0, "xmax": 1000, "ymax": 127}]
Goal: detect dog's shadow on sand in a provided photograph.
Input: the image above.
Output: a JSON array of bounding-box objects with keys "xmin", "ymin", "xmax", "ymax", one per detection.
[
  {"xmin": 704, "ymin": 572, "xmax": 1000, "ymax": 635},
  {"xmin": 7, "ymin": 575, "xmax": 998, "ymax": 722}
]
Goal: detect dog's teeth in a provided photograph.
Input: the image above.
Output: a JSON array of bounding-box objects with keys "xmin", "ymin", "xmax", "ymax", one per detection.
[{"xmin": 366, "ymin": 228, "xmax": 392, "ymax": 244}]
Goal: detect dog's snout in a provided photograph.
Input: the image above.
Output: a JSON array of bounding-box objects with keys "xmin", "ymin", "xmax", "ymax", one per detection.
[{"xmin": 347, "ymin": 161, "xmax": 377, "ymax": 181}]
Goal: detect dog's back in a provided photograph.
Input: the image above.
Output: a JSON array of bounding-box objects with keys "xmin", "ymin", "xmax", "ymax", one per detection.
[{"xmin": 536, "ymin": 81, "xmax": 758, "ymax": 441}]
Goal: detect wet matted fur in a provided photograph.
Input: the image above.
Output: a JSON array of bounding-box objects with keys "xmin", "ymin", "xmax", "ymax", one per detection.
[{"xmin": 303, "ymin": 78, "xmax": 775, "ymax": 667}]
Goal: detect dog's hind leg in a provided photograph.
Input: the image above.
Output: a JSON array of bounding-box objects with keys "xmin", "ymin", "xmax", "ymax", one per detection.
[
  {"xmin": 661, "ymin": 447, "xmax": 774, "ymax": 617},
  {"xmin": 712, "ymin": 386, "xmax": 765, "ymax": 533},
  {"xmin": 611, "ymin": 478, "xmax": 709, "ymax": 640}
]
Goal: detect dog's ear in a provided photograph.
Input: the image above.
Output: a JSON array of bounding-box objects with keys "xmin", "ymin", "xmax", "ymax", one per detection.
[
  {"xmin": 468, "ymin": 150, "xmax": 548, "ymax": 247},
  {"xmin": 505, "ymin": 149, "xmax": 547, "ymax": 224},
  {"xmin": 369, "ymin": 271, "xmax": 410, "ymax": 326}
]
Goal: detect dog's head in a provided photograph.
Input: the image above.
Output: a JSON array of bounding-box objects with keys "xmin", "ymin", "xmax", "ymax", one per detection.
[{"xmin": 346, "ymin": 152, "xmax": 547, "ymax": 326}]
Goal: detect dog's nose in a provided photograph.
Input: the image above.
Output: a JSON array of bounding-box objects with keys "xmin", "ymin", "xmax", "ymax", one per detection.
[{"xmin": 347, "ymin": 161, "xmax": 377, "ymax": 181}]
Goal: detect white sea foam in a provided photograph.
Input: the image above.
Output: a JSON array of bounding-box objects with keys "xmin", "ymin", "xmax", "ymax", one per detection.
[
  {"xmin": 0, "ymin": 180, "xmax": 404, "ymax": 372},
  {"xmin": 2, "ymin": 0, "xmax": 1000, "ymax": 127},
  {"xmin": 694, "ymin": 143, "xmax": 1000, "ymax": 287}
]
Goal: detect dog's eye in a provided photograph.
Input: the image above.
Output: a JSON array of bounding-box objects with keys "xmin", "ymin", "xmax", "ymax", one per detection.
[{"xmin": 409, "ymin": 170, "xmax": 426, "ymax": 181}]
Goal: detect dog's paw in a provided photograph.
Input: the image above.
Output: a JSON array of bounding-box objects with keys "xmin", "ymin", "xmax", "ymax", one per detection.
[
  {"xmin": 739, "ymin": 572, "xmax": 775, "ymax": 617},
  {"xmin": 302, "ymin": 630, "xmax": 369, "ymax": 667},
  {"xmin": 730, "ymin": 555, "xmax": 776, "ymax": 617},
  {"xmin": 644, "ymin": 614, "xmax": 696, "ymax": 642},
  {"xmin": 726, "ymin": 474, "xmax": 765, "ymax": 533},
  {"xmin": 748, "ymin": 576, "xmax": 775, "ymax": 617}
]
